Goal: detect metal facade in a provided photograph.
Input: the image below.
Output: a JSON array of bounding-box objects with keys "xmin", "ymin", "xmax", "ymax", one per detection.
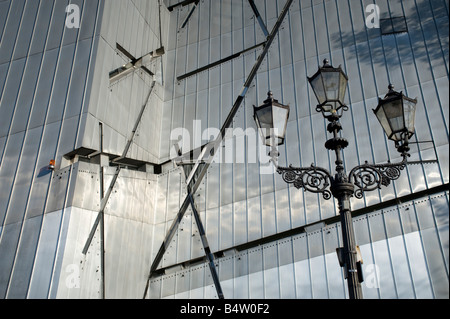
[
  {"xmin": 154, "ymin": 0, "xmax": 448, "ymax": 298},
  {"xmin": 0, "ymin": 0, "xmax": 103, "ymax": 298},
  {"xmin": 0, "ymin": 0, "xmax": 448, "ymax": 299}
]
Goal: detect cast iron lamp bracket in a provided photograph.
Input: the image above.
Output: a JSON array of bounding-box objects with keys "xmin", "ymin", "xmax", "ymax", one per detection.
[
  {"xmin": 274, "ymin": 157, "xmax": 402, "ymax": 200},
  {"xmin": 273, "ymin": 153, "xmax": 436, "ymax": 201}
]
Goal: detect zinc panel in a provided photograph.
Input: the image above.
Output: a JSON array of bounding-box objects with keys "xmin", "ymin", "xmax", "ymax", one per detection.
[
  {"xmin": 11, "ymin": 0, "xmax": 39, "ymax": 61},
  {"xmin": 27, "ymin": 48, "xmax": 59, "ymax": 130},
  {"xmin": 0, "ymin": 222, "xmax": 22, "ymax": 298},
  {"xmin": 0, "ymin": 131, "xmax": 25, "ymax": 224},
  {"xmin": 0, "ymin": 58, "xmax": 26, "ymax": 138},
  {"xmin": 46, "ymin": 0, "xmax": 69, "ymax": 51},
  {"xmin": 27, "ymin": 209, "xmax": 62, "ymax": 299},
  {"xmin": 6, "ymin": 215, "xmax": 43, "ymax": 299},
  {"xmin": 6, "ymin": 128, "xmax": 43, "ymax": 225},
  {"xmin": 0, "ymin": 0, "xmax": 448, "ymax": 300},
  {"xmin": 29, "ymin": 1, "xmax": 54, "ymax": 56},
  {"xmin": 0, "ymin": 0, "xmax": 25, "ymax": 64}
]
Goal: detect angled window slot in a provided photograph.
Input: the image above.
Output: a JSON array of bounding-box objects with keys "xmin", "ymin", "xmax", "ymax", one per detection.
[
  {"xmin": 177, "ymin": 42, "xmax": 265, "ymax": 81},
  {"xmin": 116, "ymin": 43, "xmax": 137, "ymax": 62},
  {"xmin": 180, "ymin": 0, "xmax": 199, "ymax": 29},
  {"xmin": 110, "ymin": 44, "xmax": 165, "ymax": 83},
  {"xmin": 167, "ymin": 0, "xmax": 199, "ymax": 12},
  {"xmin": 380, "ymin": 16, "xmax": 408, "ymax": 35},
  {"xmin": 141, "ymin": 66, "xmax": 154, "ymax": 77}
]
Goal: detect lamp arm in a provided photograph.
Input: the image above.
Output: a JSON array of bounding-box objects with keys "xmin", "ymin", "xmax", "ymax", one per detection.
[
  {"xmin": 275, "ymin": 162, "xmax": 333, "ymax": 200},
  {"xmin": 348, "ymin": 155, "xmax": 408, "ymax": 199}
]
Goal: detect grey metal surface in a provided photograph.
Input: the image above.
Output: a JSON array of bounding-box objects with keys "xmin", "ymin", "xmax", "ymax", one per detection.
[
  {"xmin": 27, "ymin": 209, "xmax": 64, "ymax": 299},
  {"xmin": 0, "ymin": 0, "xmax": 102, "ymax": 298},
  {"xmin": 0, "ymin": 0, "xmax": 448, "ymax": 299},
  {"xmin": 144, "ymin": 1, "xmax": 296, "ymax": 296},
  {"xmin": 82, "ymin": 0, "xmax": 167, "ymax": 165},
  {"xmin": 148, "ymin": 0, "xmax": 448, "ymax": 299},
  {"xmin": 159, "ymin": 0, "xmax": 448, "ymax": 249},
  {"xmin": 149, "ymin": 191, "xmax": 448, "ymax": 299}
]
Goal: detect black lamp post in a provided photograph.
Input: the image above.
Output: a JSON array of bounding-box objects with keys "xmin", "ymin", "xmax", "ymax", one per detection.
[{"xmin": 254, "ymin": 59, "xmax": 427, "ymax": 299}]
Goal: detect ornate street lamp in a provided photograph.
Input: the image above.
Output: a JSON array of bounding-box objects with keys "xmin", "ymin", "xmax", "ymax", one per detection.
[
  {"xmin": 254, "ymin": 59, "xmax": 435, "ymax": 299},
  {"xmin": 254, "ymin": 91, "xmax": 290, "ymax": 156},
  {"xmin": 308, "ymin": 59, "xmax": 349, "ymax": 118},
  {"xmin": 374, "ymin": 84, "xmax": 418, "ymax": 156}
]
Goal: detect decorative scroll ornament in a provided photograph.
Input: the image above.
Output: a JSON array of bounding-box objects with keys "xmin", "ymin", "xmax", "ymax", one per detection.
[
  {"xmin": 275, "ymin": 156, "xmax": 410, "ymax": 201},
  {"xmin": 349, "ymin": 159, "xmax": 407, "ymax": 199},
  {"xmin": 277, "ymin": 164, "xmax": 333, "ymax": 200}
]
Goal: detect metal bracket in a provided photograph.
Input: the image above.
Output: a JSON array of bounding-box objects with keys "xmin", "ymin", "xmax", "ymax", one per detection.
[
  {"xmin": 276, "ymin": 164, "xmax": 333, "ymax": 200},
  {"xmin": 349, "ymin": 151, "xmax": 439, "ymax": 199}
]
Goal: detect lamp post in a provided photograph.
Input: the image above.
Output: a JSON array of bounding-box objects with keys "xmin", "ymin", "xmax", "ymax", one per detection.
[{"xmin": 254, "ymin": 59, "xmax": 426, "ymax": 299}]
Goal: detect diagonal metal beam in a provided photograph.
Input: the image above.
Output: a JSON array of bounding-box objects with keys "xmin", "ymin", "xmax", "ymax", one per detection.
[
  {"xmin": 143, "ymin": 0, "xmax": 294, "ymax": 299},
  {"xmin": 248, "ymin": 0, "xmax": 269, "ymax": 37},
  {"xmin": 83, "ymin": 81, "xmax": 156, "ymax": 255},
  {"xmin": 188, "ymin": 193, "xmax": 224, "ymax": 299}
]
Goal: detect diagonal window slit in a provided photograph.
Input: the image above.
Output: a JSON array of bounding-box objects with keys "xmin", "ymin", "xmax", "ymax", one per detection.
[
  {"xmin": 179, "ymin": 0, "xmax": 199, "ymax": 30},
  {"xmin": 177, "ymin": 42, "xmax": 266, "ymax": 82}
]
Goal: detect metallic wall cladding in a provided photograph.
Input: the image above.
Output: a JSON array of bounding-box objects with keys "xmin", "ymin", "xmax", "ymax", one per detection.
[
  {"xmin": 36, "ymin": 161, "xmax": 182, "ymax": 298},
  {"xmin": 149, "ymin": 191, "xmax": 449, "ymax": 299},
  {"xmin": 156, "ymin": 166, "xmax": 207, "ymax": 269},
  {"xmin": 155, "ymin": 0, "xmax": 448, "ymax": 299},
  {"xmin": 0, "ymin": 0, "xmax": 102, "ymax": 298},
  {"xmin": 51, "ymin": 206, "xmax": 102, "ymax": 299},
  {"xmin": 81, "ymin": 0, "xmax": 170, "ymax": 164},
  {"xmin": 0, "ymin": 0, "xmax": 448, "ymax": 300},
  {"xmin": 158, "ymin": 0, "xmax": 448, "ymax": 252}
]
